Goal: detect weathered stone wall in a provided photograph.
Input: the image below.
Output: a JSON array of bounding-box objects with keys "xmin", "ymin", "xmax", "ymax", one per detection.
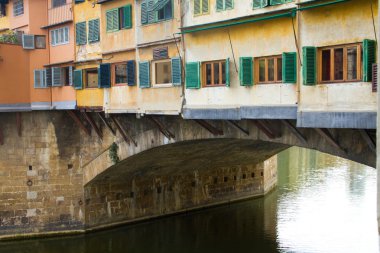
[{"xmin": 84, "ymin": 157, "xmax": 277, "ymax": 229}]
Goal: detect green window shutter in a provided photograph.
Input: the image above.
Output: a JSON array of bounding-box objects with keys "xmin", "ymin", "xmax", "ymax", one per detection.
[
  {"xmin": 106, "ymin": 9, "xmax": 119, "ymax": 32},
  {"xmin": 122, "ymin": 5, "xmax": 132, "ymax": 29},
  {"xmin": 45, "ymin": 68, "xmax": 52, "ymax": 87},
  {"xmin": 253, "ymin": 0, "xmax": 268, "ymax": 9},
  {"xmin": 147, "ymin": 0, "xmax": 156, "ymax": 23},
  {"xmin": 202, "ymin": 0, "xmax": 209, "ymax": 13},
  {"xmin": 99, "ymin": 63, "xmax": 111, "ymax": 88},
  {"xmin": 127, "ymin": 60, "xmax": 136, "ymax": 86},
  {"xmin": 302, "ymin": 47, "xmax": 317, "ymax": 86},
  {"xmin": 88, "ymin": 19, "xmax": 99, "ymax": 43},
  {"xmin": 139, "ymin": 61, "xmax": 151, "ymax": 88},
  {"xmin": 185, "ymin": 62, "xmax": 200, "ymax": 89},
  {"xmin": 282, "ymin": 52, "xmax": 297, "ymax": 83},
  {"xmin": 141, "ymin": 2, "xmax": 148, "ymax": 24},
  {"xmin": 73, "ymin": 69, "xmax": 83, "ymax": 90},
  {"xmin": 239, "ymin": 57, "xmax": 253, "ymax": 86},
  {"xmin": 225, "ymin": 58, "xmax": 230, "ymax": 87},
  {"xmin": 216, "ymin": 0, "xmax": 223, "ymax": 11},
  {"xmin": 270, "ymin": 0, "xmax": 284, "ymax": 5},
  {"xmin": 363, "ymin": 39, "xmax": 376, "ymax": 82},
  {"xmin": 76, "ymin": 22, "xmax": 86, "ymax": 45},
  {"xmin": 194, "ymin": 0, "xmax": 201, "ymax": 15},
  {"xmin": 225, "ymin": 0, "xmax": 233, "ymax": 9},
  {"xmin": 171, "ymin": 57, "xmax": 182, "ymax": 86}
]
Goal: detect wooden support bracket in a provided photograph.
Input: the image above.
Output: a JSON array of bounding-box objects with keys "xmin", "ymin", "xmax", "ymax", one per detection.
[
  {"xmin": 227, "ymin": 120, "xmax": 249, "ymax": 136},
  {"xmin": 359, "ymin": 129, "xmax": 376, "ymax": 153},
  {"xmin": 97, "ymin": 112, "xmax": 116, "ymax": 136},
  {"xmin": 111, "ymin": 115, "xmax": 137, "ymax": 147},
  {"xmin": 253, "ymin": 120, "xmax": 277, "ymax": 139},
  {"xmin": 0, "ymin": 125, "xmax": 3, "ymax": 145},
  {"xmin": 149, "ymin": 116, "xmax": 175, "ymax": 139},
  {"xmin": 281, "ymin": 120, "xmax": 307, "ymax": 145},
  {"xmin": 67, "ymin": 111, "xmax": 91, "ymax": 136},
  {"xmin": 315, "ymin": 128, "xmax": 345, "ymax": 152},
  {"xmin": 16, "ymin": 112, "xmax": 22, "ymax": 137},
  {"xmin": 82, "ymin": 112, "xmax": 103, "ymax": 140},
  {"xmin": 194, "ymin": 120, "xmax": 224, "ymax": 136}
]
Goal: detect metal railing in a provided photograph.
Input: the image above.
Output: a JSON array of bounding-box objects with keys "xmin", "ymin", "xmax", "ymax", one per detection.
[{"xmin": 48, "ymin": 3, "xmax": 73, "ymax": 26}]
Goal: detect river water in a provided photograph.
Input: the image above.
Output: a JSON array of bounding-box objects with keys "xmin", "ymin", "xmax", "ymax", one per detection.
[{"xmin": 0, "ymin": 147, "xmax": 378, "ymax": 253}]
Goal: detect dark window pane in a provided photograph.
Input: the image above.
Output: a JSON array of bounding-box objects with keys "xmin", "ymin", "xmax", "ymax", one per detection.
[
  {"xmin": 347, "ymin": 47, "xmax": 358, "ymax": 80},
  {"xmin": 206, "ymin": 64, "xmax": 212, "ymax": 85},
  {"xmin": 115, "ymin": 64, "xmax": 127, "ymax": 84},
  {"xmin": 155, "ymin": 61, "xmax": 172, "ymax": 84},
  {"xmin": 213, "ymin": 62, "xmax": 220, "ymax": 84},
  {"xmin": 277, "ymin": 57, "xmax": 282, "ymax": 81},
  {"xmin": 334, "ymin": 48, "xmax": 344, "ymax": 80},
  {"xmin": 259, "ymin": 59, "xmax": 265, "ymax": 82},
  {"xmin": 86, "ymin": 69, "xmax": 98, "ymax": 88},
  {"xmin": 322, "ymin": 50, "xmax": 331, "ymax": 81},
  {"xmin": 158, "ymin": 1, "xmax": 172, "ymax": 21},
  {"xmin": 268, "ymin": 58, "xmax": 274, "ymax": 82},
  {"xmin": 222, "ymin": 62, "xmax": 226, "ymax": 84}
]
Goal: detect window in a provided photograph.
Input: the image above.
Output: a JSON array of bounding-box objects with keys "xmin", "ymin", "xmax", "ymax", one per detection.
[
  {"xmin": 0, "ymin": 4, "xmax": 6, "ymax": 17},
  {"xmin": 52, "ymin": 0, "xmax": 66, "ymax": 8},
  {"xmin": 153, "ymin": 59, "xmax": 172, "ymax": 85},
  {"xmin": 194, "ymin": 0, "xmax": 209, "ymax": 15},
  {"xmin": 319, "ymin": 44, "xmax": 362, "ymax": 83},
  {"xmin": 202, "ymin": 60, "xmax": 226, "ymax": 87},
  {"xmin": 106, "ymin": 5, "xmax": 132, "ymax": 32},
  {"xmin": 216, "ymin": 0, "xmax": 233, "ymax": 11},
  {"xmin": 141, "ymin": 0, "xmax": 173, "ymax": 25},
  {"xmin": 76, "ymin": 22, "xmax": 86, "ymax": 45},
  {"xmin": 256, "ymin": 55, "xmax": 282, "ymax": 84},
  {"xmin": 114, "ymin": 63, "xmax": 127, "ymax": 85},
  {"xmin": 52, "ymin": 66, "xmax": 73, "ymax": 86},
  {"xmin": 85, "ymin": 69, "xmax": 98, "ymax": 88},
  {"xmin": 13, "ymin": 0, "xmax": 24, "ymax": 16},
  {"xmin": 34, "ymin": 70, "xmax": 47, "ymax": 88},
  {"xmin": 253, "ymin": 0, "xmax": 293, "ymax": 9},
  {"xmin": 51, "ymin": 26, "xmax": 69, "ymax": 46},
  {"xmin": 35, "ymin": 35, "xmax": 46, "ymax": 49},
  {"xmin": 88, "ymin": 19, "xmax": 99, "ymax": 43}
]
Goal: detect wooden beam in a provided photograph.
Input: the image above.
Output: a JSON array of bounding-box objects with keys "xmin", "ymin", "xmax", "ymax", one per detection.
[
  {"xmin": 97, "ymin": 112, "xmax": 116, "ymax": 136},
  {"xmin": 16, "ymin": 112, "xmax": 21, "ymax": 137},
  {"xmin": 315, "ymin": 128, "xmax": 345, "ymax": 152},
  {"xmin": 281, "ymin": 120, "xmax": 308, "ymax": 145},
  {"xmin": 149, "ymin": 116, "xmax": 175, "ymax": 139},
  {"xmin": 0, "ymin": 125, "xmax": 3, "ymax": 145},
  {"xmin": 82, "ymin": 112, "xmax": 103, "ymax": 140},
  {"xmin": 227, "ymin": 120, "xmax": 249, "ymax": 136},
  {"xmin": 194, "ymin": 120, "xmax": 223, "ymax": 136},
  {"xmin": 67, "ymin": 111, "xmax": 91, "ymax": 136},
  {"xmin": 111, "ymin": 115, "xmax": 137, "ymax": 147},
  {"xmin": 253, "ymin": 120, "xmax": 276, "ymax": 139},
  {"xmin": 359, "ymin": 129, "xmax": 376, "ymax": 153}
]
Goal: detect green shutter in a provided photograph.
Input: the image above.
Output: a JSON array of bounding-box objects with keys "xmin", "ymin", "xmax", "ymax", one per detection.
[
  {"xmin": 172, "ymin": 57, "xmax": 182, "ymax": 86},
  {"xmin": 73, "ymin": 69, "xmax": 83, "ymax": 90},
  {"xmin": 141, "ymin": 2, "xmax": 148, "ymax": 24},
  {"xmin": 122, "ymin": 5, "xmax": 132, "ymax": 29},
  {"xmin": 76, "ymin": 22, "xmax": 86, "ymax": 45},
  {"xmin": 185, "ymin": 62, "xmax": 200, "ymax": 89},
  {"xmin": 282, "ymin": 52, "xmax": 297, "ymax": 83},
  {"xmin": 88, "ymin": 19, "xmax": 99, "ymax": 43},
  {"xmin": 216, "ymin": 0, "xmax": 223, "ymax": 11},
  {"xmin": 225, "ymin": 58, "xmax": 230, "ymax": 87},
  {"xmin": 302, "ymin": 47, "xmax": 317, "ymax": 86},
  {"xmin": 147, "ymin": 0, "xmax": 156, "ymax": 23},
  {"xmin": 363, "ymin": 39, "xmax": 376, "ymax": 82},
  {"xmin": 270, "ymin": 0, "xmax": 284, "ymax": 5},
  {"xmin": 194, "ymin": 0, "xmax": 201, "ymax": 15},
  {"xmin": 106, "ymin": 9, "xmax": 119, "ymax": 32},
  {"xmin": 253, "ymin": 0, "xmax": 268, "ymax": 9},
  {"xmin": 99, "ymin": 63, "xmax": 111, "ymax": 88},
  {"xmin": 202, "ymin": 0, "xmax": 209, "ymax": 13},
  {"xmin": 225, "ymin": 0, "xmax": 233, "ymax": 9},
  {"xmin": 239, "ymin": 57, "xmax": 253, "ymax": 86},
  {"xmin": 139, "ymin": 61, "xmax": 151, "ymax": 88}
]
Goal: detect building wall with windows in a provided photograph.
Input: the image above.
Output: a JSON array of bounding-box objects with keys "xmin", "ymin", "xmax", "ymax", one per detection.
[
  {"xmin": 48, "ymin": 23, "xmax": 74, "ymax": 64},
  {"xmin": 8, "ymin": 0, "xmax": 29, "ymax": 32},
  {"xmin": 299, "ymin": 0, "xmax": 378, "ymax": 113}
]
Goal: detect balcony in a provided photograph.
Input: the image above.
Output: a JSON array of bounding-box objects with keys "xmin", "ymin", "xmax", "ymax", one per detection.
[{"xmin": 48, "ymin": 3, "xmax": 73, "ymax": 27}]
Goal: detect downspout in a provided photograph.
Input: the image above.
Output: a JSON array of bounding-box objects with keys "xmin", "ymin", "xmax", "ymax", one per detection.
[
  {"xmin": 296, "ymin": 4, "xmax": 301, "ymax": 109},
  {"xmin": 47, "ymin": 0, "xmax": 52, "ymax": 109},
  {"xmin": 179, "ymin": 0, "xmax": 186, "ymax": 112}
]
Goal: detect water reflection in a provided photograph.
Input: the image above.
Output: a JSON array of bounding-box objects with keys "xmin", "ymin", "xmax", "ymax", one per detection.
[{"xmin": 0, "ymin": 147, "xmax": 377, "ymax": 253}]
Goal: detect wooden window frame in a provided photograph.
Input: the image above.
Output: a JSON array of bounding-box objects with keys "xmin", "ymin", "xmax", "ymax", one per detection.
[
  {"xmin": 318, "ymin": 43, "xmax": 362, "ymax": 84},
  {"xmin": 255, "ymin": 55, "xmax": 282, "ymax": 84},
  {"xmin": 202, "ymin": 60, "xmax": 226, "ymax": 87},
  {"xmin": 84, "ymin": 68, "xmax": 99, "ymax": 89},
  {"xmin": 152, "ymin": 59, "xmax": 173, "ymax": 87},
  {"xmin": 112, "ymin": 62, "xmax": 128, "ymax": 87}
]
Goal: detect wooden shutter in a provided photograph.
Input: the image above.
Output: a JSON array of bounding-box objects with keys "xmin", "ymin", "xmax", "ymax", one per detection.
[
  {"xmin": 185, "ymin": 62, "xmax": 200, "ymax": 89},
  {"xmin": 202, "ymin": 0, "xmax": 209, "ymax": 13},
  {"xmin": 153, "ymin": 47, "xmax": 168, "ymax": 60},
  {"xmin": 127, "ymin": 60, "xmax": 136, "ymax": 86},
  {"xmin": 282, "ymin": 52, "xmax": 297, "ymax": 83},
  {"xmin": 76, "ymin": 22, "xmax": 86, "ymax": 45},
  {"xmin": 253, "ymin": 0, "xmax": 268, "ymax": 9},
  {"xmin": 139, "ymin": 61, "xmax": 151, "ymax": 88},
  {"xmin": 216, "ymin": 0, "xmax": 223, "ymax": 11},
  {"xmin": 45, "ymin": 68, "xmax": 52, "ymax": 87},
  {"xmin": 73, "ymin": 69, "xmax": 83, "ymax": 89},
  {"xmin": 363, "ymin": 39, "xmax": 376, "ymax": 82},
  {"xmin": 372, "ymin": 63, "xmax": 377, "ymax": 92},
  {"xmin": 194, "ymin": 0, "xmax": 201, "ymax": 15},
  {"xmin": 88, "ymin": 19, "xmax": 99, "ymax": 43},
  {"xmin": 225, "ymin": 58, "xmax": 230, "ymax": 87},
  {"xmin": 99, "ymin": 63, "xmax": 111, "ymax": 88},
  {"xmin": 302, "ymin": 47, "xmax": 317, "ymax": 85},
  {"xmin": 141, "ymin": 2, "xmax": 148, "ymax": 24},
  {"xmin": 225, "ymin": 0, "xmax": 233, "ymax": 9},
  {"xmin": 52, "ymin": 67, "xmax": 62, "ymax": 86},
  {"xmin": 147, "ymin": 0, "xmax": 156, "ymax": 23},
  {"xmin": 122, "ymin": 5, "xmax": 132, "ymax": 29},
  {"xmin": 106, "ymin": 9, "xmax": 119, "ymax": 32},
  {"xmin": 171, "ymin": 57, "xmax": 182, "ymax": 86},
  {"xmin": 239, "ymin": 57, "xmax": 253, "ymax": 86},
  {"xmin": 22, "ymin": 34, "xmax": 35, "ymax": 49}
]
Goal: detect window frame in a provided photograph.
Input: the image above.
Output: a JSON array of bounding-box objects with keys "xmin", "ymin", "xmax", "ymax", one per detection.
[
  {"xmin": 52, "ymin": 0, "xmax": 67, "ymax": 9},
  {"xmin": 318, "ymin": 43, "xmax": 362, "ymax": 84},
  {"xmin": 35, "ymin": 35, "xmax": 47, "ymax": 49},
  {"xmin": 152, "ymin": 58, "xmax": 173, "ymax": 87},
  {"xmin": 113, "ymin": 62, "xmax": 128, "ymax": 86},
  {"xmin": 141, "ymin": 0, "xmax": 174, "ymax": 25},
  {"xmin": 88, "ymin": 18, "xmax": 100, "ymax": 43},
  {"xmin": 50, "ymin": 26, "xmax": 69, "ymax": 46},
  {"xmin": 201, "ymin": 60, "xmax": 227, "ymax": 87},
  {"xmin": 216, "ymin": 0, "xmax": 233, "ymax": 12},
  {"xmin": 255, "ymin": 55, "xmax": 283, "ymax": 84},
  {"xmin": 13, "ymin": 0, "xmax": 24, "ymax": 17},
  {"xmin": 194, "ymin": 0, "xmax": 210, "ymax": 16},
  {"xmin": 85, "ymin": 68, "xmax": 99, "ymax": 89},
  {"xmin": 106, "ymin": 5, "xmax": 132, "ymax": 33}
]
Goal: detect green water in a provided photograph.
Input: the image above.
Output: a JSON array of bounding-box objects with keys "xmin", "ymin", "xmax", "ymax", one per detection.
[{"xmin": 0, "ymin": 147, "xmax": 378, "ymax": 253}]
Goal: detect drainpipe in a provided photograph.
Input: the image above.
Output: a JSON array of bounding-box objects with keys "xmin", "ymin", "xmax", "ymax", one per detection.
[
  {"xmin": 179, "ymin": 0, "xmax": 186, "ymax": 112},
  {"xmin": 47, "ymin": 0, "xmax": 52, "ymax": 109}
]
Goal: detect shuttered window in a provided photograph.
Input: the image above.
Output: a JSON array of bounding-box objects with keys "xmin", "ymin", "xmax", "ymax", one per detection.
[
  {"xmin": 113, "ymin": 62, "xmax": 136, "ymax": 86},
  {"xmin": 107, "ymin": 5, "xmax": 133, "ymax": 32},
  {"xmin": 45, "ymin": 68, "xmax": 52, "ymax": 87},
  {"xmin": 120, "ymin": 5, "xmax": 132, "ymax": 29},
  {"xmin": 186, "ymin": 62, "xmax": 200, "ymax": 89},
  {"xmin": 52, "ymin": 67, "xmax": 62, "ymax": 86},
  {"xmin": 363, "ymin": 39, "xmax": 376, "ymax": 82},
  {"xmin": 372, "ymin": 63, "xmax": 377, "ymax": 92},
  {"xmin": 13, "ymin": 0, "xmax": 23, "ymax": 16},
  {"xmin": 216, "ymin": 0, "xmax": 233, "ymax": 11},
  {"xmin": 34, "ymin": 70, "xmax": 47, "ymax": 88},
  {"xmin": 202, "ymin": 60, "xmax": 229, "ymax": 87},
  {"xmin": 76, "ymin": 22, "xmax": 86, "ymax": 45},
  {"xmin": 255, "ymin": 55, "xmax": 282, "ymax": 84},
  {"xmin": 141, "ymin": 0, "xmax": 172, "ymax": 25},
  {"xmin": 282, "ymin": 52, "xmax": 297, "ymax": 83},
  {"xmin": 194, "ymin": 0, "xmax": 209, "ymax": 15},
  {"xmin": 51, "ymin": 26, "xmax": 69, "ymax": 46},
  {"xmin": 302, "ymin": 47, "xmax": 317, "ymax": 85},
  {"xmin": 239, "ymin": 57, "xmax": 253, "ymax": 86},
  {"xmin": 139, "ymin": 61, "xmax": 151, "ymax": 88},
  {"xmin": 127, "ymin": 60, "xmax": 136, "ymax": 86},
  {"xmin": 88, "ymin": 19, "xmax": 100, "ymax": 43},
  {"xmin": 171, "ymin": 57, "xmax": 182, "ymax": 86},
  {"xmin": 106, "ymin": 8, "xmax": 119, "ymax": 32},
  {"xmin": 99, "ymin": 63, "xmax": 111, "ymax": 88},
  {"xmin": 73, "ymin": 69, "xmax": 83, "ymax": 89},
  {"xmin": 254, "ymin": 0, "xmax": 293, "ymax": 9}
]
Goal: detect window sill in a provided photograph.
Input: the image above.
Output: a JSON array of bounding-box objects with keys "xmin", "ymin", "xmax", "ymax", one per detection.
[
  {"xmin": 318, "ymin": 80, "xmax": 362, "ymax": 84},
  {"xmin": 152, "ymin": 84, "xmax": 174, "ymax": 88},
  {"xmin": 141, "ymin": 18, "xmax": 174, "ymax": 27},
  {"xmin": 51, "ymin": 42, "xmax": 70, "ymax": 47},
  {"xmin": 202, "ymin": 85, "xmax": 227, "ymax": 88}
]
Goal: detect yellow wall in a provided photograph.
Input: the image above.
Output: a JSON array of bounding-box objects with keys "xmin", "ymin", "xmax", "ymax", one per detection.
[
  {"xmin": 76, "ymin": 63, "xmax": 104, "ymax": 108},
  {"xmin": 0, "ymin": 4, "xmax": 10, "ymax": 33}
]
